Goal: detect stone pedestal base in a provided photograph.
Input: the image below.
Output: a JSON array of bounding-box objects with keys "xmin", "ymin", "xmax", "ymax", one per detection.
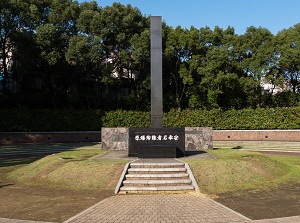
[{"xmin": 101, "ymin": 127, "xmax": 213, "ymax": 153}]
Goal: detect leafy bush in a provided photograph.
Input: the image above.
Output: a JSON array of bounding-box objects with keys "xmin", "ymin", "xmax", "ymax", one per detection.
[
  {"xmin": 1, "ymin": 107, "xmax": 300, "ymax": 131},
  {"xmin": 101, "ymin": 110, "xmax": 150, "ymax": 127},
  {"xmin": 0, "ymin": 108, "xmax": 102, "ymax": 131}
]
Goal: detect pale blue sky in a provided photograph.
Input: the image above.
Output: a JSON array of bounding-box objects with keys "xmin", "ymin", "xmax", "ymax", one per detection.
[{"xmin": 77, "ymin": 0, "xmax": 300, "ymax": 34}]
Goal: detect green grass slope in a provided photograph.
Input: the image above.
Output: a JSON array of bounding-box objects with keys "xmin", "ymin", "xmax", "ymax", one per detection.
[
  {"xmin": 187, "ymin": 149, "xmax": 300, "ymax": 195},
  {"xmin": 7, "ymin": 149, "xmax": 127, "ymax": 191}
]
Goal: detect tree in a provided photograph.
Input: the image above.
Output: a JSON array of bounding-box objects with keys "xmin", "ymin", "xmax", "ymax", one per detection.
[
  {"xmin": 164, "ymin": 26, "xmax": 194, "ymax": 110},
  {"xmin": 0, "ymin": 0, "xmax": 51, "ymax": 95},
  {"xmin": 276, "ymin": 23, "xmax": 300, "ymax": 93},
  {"xmin": 33, "ymin": 0, "xmax": 80, "ymax": 107},
  {"xmin": 0, "ymin": 0, "xmax": 22, "ymax": 93},
  {"xmin": 67, "ymin": 2, "xmax": 149, "ymax": 109},
  {"xmin": 236, "ymin": 26, "xmax": 276, "ymax": 107},
  {"xmin": 194, "ymin": 26, "xmax": 247, "ymax": 109},
  {"xmin": 98, "ymin": 3, "xmax": 148, "ymax": 107},
  {"xmin": 128, "ymin": 29, "xmax": 151, "ymax": 109}
]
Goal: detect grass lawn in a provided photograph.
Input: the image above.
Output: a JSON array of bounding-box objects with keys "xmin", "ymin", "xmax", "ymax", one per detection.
[
  {"xmin": 6, "ymin": 148, "xmax": 128, "ymax": 191},
  {"xmin": 3, "ymin": 143, "xmax": 299, "ymax": 195}
]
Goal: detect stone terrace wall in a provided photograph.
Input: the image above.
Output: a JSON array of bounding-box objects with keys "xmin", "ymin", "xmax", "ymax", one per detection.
[
  {"xmin": 213, "ymin": 130, "xmax": 300, "ymax": 141},
  {"xmin": 1, "ymin": 129, "xmax": 300, "ymax": 145}
]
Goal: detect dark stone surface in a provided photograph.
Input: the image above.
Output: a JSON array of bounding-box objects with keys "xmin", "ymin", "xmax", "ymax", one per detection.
[
  {"xmin": 129, "ymin": 128, "xmax": 185, "ymax": 158},
  {"xmin": 150, "ymin": 16, "xmax": 163, "ymax": 128}
]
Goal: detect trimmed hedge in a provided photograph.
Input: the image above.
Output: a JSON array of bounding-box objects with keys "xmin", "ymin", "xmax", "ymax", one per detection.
[
  {"xmin": 163, "ymin": 107, "xmax": 300, "ymax": 129},
  {"xmin": 0, "ymin": 109, "xmax": 102, "ymax": 131},
  {"xmin": 101, "ymin": 110, "xmax": 150, "ymax": 128},
  {"xmin": 1, "ymin": 107, "xmax": 300, "ymax": 131}
]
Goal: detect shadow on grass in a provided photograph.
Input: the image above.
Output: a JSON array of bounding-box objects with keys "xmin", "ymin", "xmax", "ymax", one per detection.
[
  {"xmin": 213, "ymin": 146, "xmax": 243, "ymax": 150},
  {"xmin": 0, "ymin": 142, "xmax": 101, "ymax": 168},
  {"xmin": 184, "ymin": 150, "xmax": 208, "ymax": 156},
  {"xmin": 0, "ymin": 157, "xmax": 41, "ymax": 167},
  {"xmin": 0, "ymin": 183, "xmax": 14, "ymax": 188},
  {"xmin": 232, "ymin": 146, "xmax": 243, "ymax": 149}
]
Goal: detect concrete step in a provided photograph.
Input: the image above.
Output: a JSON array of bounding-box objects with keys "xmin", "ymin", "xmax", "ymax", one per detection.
[
  {"xmin": 125, "ymin": 173, "xmax": 190, "ymax": 180},
  {"xmin": 115, "ymin": 161, "xmax": 199, "ymax": 194},
  {"xmin": 128, "ymin": 167, "xmax": 187, "ymax": 174},
  {"xmin": 130, "ymin": 162, "xmax": 185, "ymax": 168},
  {"xmin": 119, "ymin": 185, "xmax": 194, "ymax": 193},
  {"xmin": 123, "ymin": 179, "xmax": 192, "ymax": 186}
]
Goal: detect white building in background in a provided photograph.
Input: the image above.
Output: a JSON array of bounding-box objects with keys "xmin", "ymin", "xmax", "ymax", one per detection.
[
  {"xmin": 103, "ymin": 56, "xmax": 139, "ymax": 80},
  {"xmin": 262, "ymin": 82, "xmax": 284, "ymax": 94},
  {"xmin": 0, "ymin": 49, "xmax": 13, "ymax": 91},
  {"xmin": 262, "ymin": 78, "xmax": 298, "ymax": 94}
]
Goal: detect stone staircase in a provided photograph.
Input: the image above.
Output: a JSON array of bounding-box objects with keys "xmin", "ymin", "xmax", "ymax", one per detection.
[{"xmin": 117, "ymin": 161, "xmax": 198, "ymax": 194}]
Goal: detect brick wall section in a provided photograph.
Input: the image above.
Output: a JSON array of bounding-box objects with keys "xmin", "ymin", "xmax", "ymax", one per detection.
[
  {"xmin": 0, "ymin": 131, "xmax": 101, "ymax": 144},
  {"xmin": 213, "ymin": 130, "xmax": 300, "ymax": 141}
]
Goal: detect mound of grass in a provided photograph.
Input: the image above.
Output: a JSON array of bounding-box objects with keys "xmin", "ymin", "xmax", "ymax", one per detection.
[
  {"xmin": 7, "ymin": 149, "xmax": 128, "ymax": 191},
  {"xmin": 187, "ymin": 149, "xmax": 299, "ymax": 195},
  {"xmin": 6, "ymin": 146, "xmax": 299, "ymax": 196}
]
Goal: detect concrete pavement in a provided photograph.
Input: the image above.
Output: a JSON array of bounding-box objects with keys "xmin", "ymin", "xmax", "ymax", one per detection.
[
  {"xmin": 64, "ymin": 193, "xmax": 251, "ymax": 223},
  {"xmin": 62, "ymin": 193, "xmax": 300, "ymax": 223}
]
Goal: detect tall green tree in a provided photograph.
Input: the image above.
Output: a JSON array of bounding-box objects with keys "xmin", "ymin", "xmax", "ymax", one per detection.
[
  {"xmin": 128, "ymin": 28, "xmax": 151, "ymax": 109},
  {"xmin": 236, "ymin": 26, "xmax": 275, "ymax": 107},
  {"xmin": 98, "ymin": 2, "xmax": 148, "ymax": 107},
  {"xmin": 194, "ymin": 26, "xmax": 247, "ymax": 109},
  {"xmin": 67, "ymin": 2, "xmax": 149, "ymax": 109},
  {"xmin": 0, "ymin": 0, "xmax": 24, "ymax": 93},
  {"xmin": 276, "ymin": 23, "xmax": 300, "ymax": 93},
  {"xmin": 0, "ymin": 0, "xmax": 51, "ymax": 95},
  {"xmin": 164, "ymin": 26, "xmax": 194, "ymax": 110},
  {"xmin": 34, "ymin": 0, "xmax": 80, "ymax": 107},
  {"xmin": 66, "ymin": 1, "xmax": 106, "ymax": 108}
]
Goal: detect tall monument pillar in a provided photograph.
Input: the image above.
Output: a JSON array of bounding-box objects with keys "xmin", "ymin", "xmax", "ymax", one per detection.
[{"xmin": 150, "ymin": 16, "xmax": 163, "ymax": 128}]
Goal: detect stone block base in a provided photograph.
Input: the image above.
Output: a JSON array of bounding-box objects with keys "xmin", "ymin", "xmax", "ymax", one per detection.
[{"xmin": 101, "ymin": 127, "xmax": 213, "ymax": 152}]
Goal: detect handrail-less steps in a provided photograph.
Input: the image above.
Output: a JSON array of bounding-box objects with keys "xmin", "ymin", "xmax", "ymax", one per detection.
[{"xmin": 118, "ymin": 162, "xmax": 197, "ymax": 194}]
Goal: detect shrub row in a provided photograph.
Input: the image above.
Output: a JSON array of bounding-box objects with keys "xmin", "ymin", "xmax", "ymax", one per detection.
[
  {"xmin": 163, "ymin": 107, "xmax": 300, "ymax": 129},
  {"xmin": 1, "ymin": 107, "xmax": 300, "ymax": 131},
  {"xmin": 0, "ymin": 109, "xmax": 102, "ymax": 131}
]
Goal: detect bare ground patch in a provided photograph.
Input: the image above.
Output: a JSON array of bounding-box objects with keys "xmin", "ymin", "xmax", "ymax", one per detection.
[
  {"xmin": 215, "ymin": 182, "xmax": 300, "ymax": 220},
  {"xmin": 0, "ymin": 181, "xmax": 113, "ymax": 222}
]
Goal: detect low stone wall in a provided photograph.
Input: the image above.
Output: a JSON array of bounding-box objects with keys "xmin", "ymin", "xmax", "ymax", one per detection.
[
  {"xmin": 2, "ymin": 129, "xmax": 300, "ymax": 145},
  {"xmin": 213, "ymin": 130, "xmax": 300, "ymax": 141},
  {"xmin": 0, "ymin": 131, "xmax": 101, "ymax": 144}
]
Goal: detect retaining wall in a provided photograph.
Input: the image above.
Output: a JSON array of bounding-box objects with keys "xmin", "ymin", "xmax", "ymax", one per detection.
[
  {"xmin": 1, "ymin": 129, "xmax": 300, "ymax": 144},
  {"xmin": 213, "ymin": 130, "xmax": 300, "ymax": 141}
]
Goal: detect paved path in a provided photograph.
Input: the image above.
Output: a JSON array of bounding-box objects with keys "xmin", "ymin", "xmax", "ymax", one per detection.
[
  {"xmin": 0, "ymin": 219, "xmax": 54, "ymax": 223},
  {"xmin": 64, "ymin": 193, "xmax": 250, "ymax": 223},
  {"xmin": 61, "ymin": 194, "xmax": 300, "ymax": 223}
]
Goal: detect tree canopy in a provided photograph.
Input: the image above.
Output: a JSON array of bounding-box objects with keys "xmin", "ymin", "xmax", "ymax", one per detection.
[{"xmin": 1, "ymin": 0, "xmax": 300, "ymax": 110}]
